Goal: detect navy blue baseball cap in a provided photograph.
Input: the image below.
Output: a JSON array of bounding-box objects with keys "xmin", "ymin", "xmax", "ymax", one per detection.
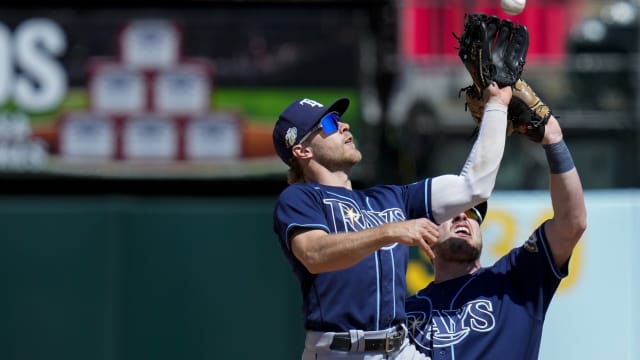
[
  {"xmin": 469, "ymin": 201, "xmax": 488, "ymax": 224},
  {"xmin": 272, "ymin": 97, "xmax": 350, "ymax": 164}
]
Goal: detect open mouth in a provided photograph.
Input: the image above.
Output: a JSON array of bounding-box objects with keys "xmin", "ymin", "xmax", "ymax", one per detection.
[{"xmin": 454, "ymin": 224, "xmax": 471, "ymax": 236}]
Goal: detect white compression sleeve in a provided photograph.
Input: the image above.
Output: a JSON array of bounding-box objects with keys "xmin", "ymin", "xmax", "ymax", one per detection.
[{"xmin": 430, "ymin": 102, "xmax": 508, "ymax": 224}]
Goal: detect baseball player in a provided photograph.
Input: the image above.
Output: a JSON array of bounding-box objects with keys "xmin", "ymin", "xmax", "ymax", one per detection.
[
  {"xmin": 272, "ymin": 82, "xmax": 512, "ymax": 359},
  {"xmin": 405, "ymin": 102, "xmax": 587, "ymax": 359}
]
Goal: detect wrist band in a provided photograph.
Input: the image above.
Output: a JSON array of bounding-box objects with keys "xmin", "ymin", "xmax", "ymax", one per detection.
[{"xmin": 543, "ymin": 139, "xmax": 575, "ymax": 174}]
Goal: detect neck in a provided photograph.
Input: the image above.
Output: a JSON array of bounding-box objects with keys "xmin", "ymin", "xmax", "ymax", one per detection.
[
  {"xmin": 433, "ymin": 260, "xmax": 481, "ymax": 283},
  {"xmin": 305, "ymin": 163, "xmax": 353, "ymax": 190}
]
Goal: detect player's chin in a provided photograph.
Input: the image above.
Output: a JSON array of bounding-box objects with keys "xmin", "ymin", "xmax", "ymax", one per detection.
[
  {"xmin": 348, "ymin": 149, "xmax": 363, "ymax": 164},
  {"xmin": 434, "ymin": 237, "xmax": 481, "ymax": 263}
]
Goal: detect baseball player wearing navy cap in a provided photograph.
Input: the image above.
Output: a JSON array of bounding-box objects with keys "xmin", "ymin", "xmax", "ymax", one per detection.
[
  {"xmin": 405, "ymin": 110, "xmax": 587, "ymax": 359},
  {"xmin": 272, "ymin": 83, "xmax": 513, "ymax": 360}
]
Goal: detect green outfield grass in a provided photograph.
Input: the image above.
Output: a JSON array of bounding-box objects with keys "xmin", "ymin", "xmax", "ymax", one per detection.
[
  {"xmin": 213, "ymin": 87, "xmax": 359, "ymax": 122},
  {"xmin": 213, "ymin": 87, "xmax": 360, "ymax": 136}
]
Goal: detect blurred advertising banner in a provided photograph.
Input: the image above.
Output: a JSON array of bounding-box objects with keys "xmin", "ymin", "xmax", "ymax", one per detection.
[{"xmin": 0, "ymin": 5, "xmax": 363, "ymax": 178}]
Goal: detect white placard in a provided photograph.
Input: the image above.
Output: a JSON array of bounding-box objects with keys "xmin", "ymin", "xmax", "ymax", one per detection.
[
  {"xmin": 154, "ymin": 66, "xmax": 210, "ymax": 115},
  {"xmin": 120, "ymin": 19, "xmax": 180, "ymax": 69},
  {"xmin": 59, "ymin": 113, "xmax": 115, "ymax": 158},
  {"xmin": 90, "ymin": 67, "xmax": 145, "ymax": 114},
  {"xmin": 185, "ymin": 113, "xmax": 241, "ymax": 159},
  {"xmin": 122, "ymin": 116, "xmax": 177, "ymax": 159}
]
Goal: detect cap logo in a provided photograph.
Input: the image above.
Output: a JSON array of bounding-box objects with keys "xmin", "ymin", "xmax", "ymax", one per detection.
[
  {"xmin": 299, "ymin": 99, "xmax": 324, "ymax": 107},
  {"xmin": 285, "ymin": 127, "xmax": 298, "ymax": 148}
]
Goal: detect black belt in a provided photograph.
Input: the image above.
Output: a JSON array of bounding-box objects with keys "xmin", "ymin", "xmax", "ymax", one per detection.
[{"xmin": 329, "ymin": 327, "xmax": 405, "ymax": 353}]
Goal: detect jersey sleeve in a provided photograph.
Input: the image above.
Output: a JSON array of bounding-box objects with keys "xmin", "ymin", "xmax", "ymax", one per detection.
[
  {"xmin": 498, "ymin": 220, "xmax": 568, "ymax": 317},
  {"xmin": 401, "ymin": 178, "xmax": 433, "ymax": 221},
  {"xmin": 273, "ymin": 184, "xmax": 330, "ymax": 251}
]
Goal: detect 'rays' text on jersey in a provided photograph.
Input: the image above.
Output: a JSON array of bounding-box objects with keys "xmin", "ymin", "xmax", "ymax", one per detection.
[
  {"xmin": 409, "ymin": 299, "xmax": 496, "ymax": 349},
  {"xmin": 323, "ymin": 197, "xmax": 406, "ymax": 232}
]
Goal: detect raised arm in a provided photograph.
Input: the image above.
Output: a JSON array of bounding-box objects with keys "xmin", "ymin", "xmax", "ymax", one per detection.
[
  {"xmin": 539, "ymin": 116, "xmax": 587, "ymax": 267},
  {"xmin": 430, "ymin": 82, "xmax": 511, "ymax": 224}
]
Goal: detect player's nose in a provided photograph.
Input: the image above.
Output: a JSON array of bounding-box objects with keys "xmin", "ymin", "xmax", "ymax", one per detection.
[{"xmin": 452, "ymin": 212, "xmax": 468, "ymax": 222}]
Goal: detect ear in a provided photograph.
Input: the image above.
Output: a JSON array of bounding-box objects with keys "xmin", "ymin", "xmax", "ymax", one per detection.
[{"xmin": 292, "ymin": 144, "xmax": 313, "ymax": 160}]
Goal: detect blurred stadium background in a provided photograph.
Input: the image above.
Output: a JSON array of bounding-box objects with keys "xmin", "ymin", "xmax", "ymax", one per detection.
[{"xmin": 0, "ymin": 0, "xmax": 638, "ymax": 359}]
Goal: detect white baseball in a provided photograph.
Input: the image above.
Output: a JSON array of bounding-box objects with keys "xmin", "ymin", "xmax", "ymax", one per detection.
[{"xmin": 500, "ymin": 0, "xmax": 526, "ymax": 15}]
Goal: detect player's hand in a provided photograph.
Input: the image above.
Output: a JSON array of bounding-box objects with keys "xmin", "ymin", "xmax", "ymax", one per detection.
[
  {"xmin": 385, "ymin": 218, "xmax": 438, "ymax": 260},
  {"xmin": 484, "ymin": 81, "xmax": 512, "ymax": 107}
]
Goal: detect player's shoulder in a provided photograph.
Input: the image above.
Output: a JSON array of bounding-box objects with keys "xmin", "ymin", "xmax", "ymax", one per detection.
[
  {"xmin": 406, "ymin": 282, "xmax": 434, "ymax": 303},
  {"xmin": 278, "ymin": 182, "xmax": 328, "ymax": 201},
  {"xmin": 363, "ymin": 179, "xmax": 425, "ymax": 195},
  {"xmin": 280, "ymin": 182, "xmax": 313, "ymax": 194}
]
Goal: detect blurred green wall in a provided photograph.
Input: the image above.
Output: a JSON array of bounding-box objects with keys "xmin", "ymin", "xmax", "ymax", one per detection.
[{"xmin": 0, "ymin": 196, "xmax": 303, "ymax": 360}]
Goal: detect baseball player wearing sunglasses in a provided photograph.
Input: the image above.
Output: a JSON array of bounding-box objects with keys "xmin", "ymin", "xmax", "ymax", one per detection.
[{"xmin": 272, "ymin": 82, "xmax": 511, "ymax": 360}]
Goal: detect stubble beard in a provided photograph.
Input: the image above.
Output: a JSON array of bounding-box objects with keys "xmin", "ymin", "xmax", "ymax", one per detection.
[
  {"xmin": 433, "ymin": 236, "xmax": 481, "ymax": 263},
  {"xmin": 316, "ymin": 145, "xmax": 362, "ymax": 171}
]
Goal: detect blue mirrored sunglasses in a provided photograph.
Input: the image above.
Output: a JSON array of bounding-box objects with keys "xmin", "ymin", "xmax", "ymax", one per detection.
[{"xmin": 298, "ymin": 112, "xmax": 340, "ymax": 144}]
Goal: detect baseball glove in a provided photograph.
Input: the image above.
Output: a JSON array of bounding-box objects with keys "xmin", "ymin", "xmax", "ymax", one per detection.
[
  {"xmin": 462, "ymin": 78, "xmax": 551, "ymax": 142},
  {"xmin": 508, "ymin": 78, "xmax": 551, "ymax": 142},
  {"xmin": 456, "ymin": 13, "xmax": 530, "ymax": 90}
]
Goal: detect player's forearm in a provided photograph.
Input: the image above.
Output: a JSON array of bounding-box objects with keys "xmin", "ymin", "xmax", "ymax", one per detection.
[
  {"xmin": 542, "ymin": 122, "xmax": 587, "ymax": 265},
  {"xmin": 292, "ymin": 227, "xmax": 393, "ymax": 274},
  {"xmin": 544, "ymin": 117, "xmax": 586, "ymax": 235},
  {"xmin": 546, "ymin": 168, "xmax": 587, "ymax": 266},
  {"xmin": 430, "ymin": 103, "xmax": 507, "ymax": 223},
  {"xmin": 460, "ymin": 102, "xmax": 509, "ymax": 197}
]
